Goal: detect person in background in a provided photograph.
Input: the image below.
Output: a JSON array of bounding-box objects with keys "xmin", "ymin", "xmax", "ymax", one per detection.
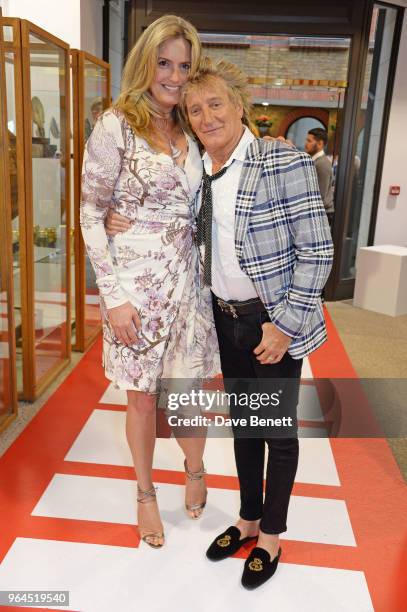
[
  {"xmin": 304, "ymin": 128, "xmax": 335, "ymax": 227},
  {"xmin": 84, "ymin": 97, "xmax": 104, "ymax": 141}
]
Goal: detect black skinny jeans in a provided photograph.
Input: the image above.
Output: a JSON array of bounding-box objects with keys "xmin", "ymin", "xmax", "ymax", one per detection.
[{"xmin": 212, "ymin": 295, "xmax": 303, "ymax": 534}]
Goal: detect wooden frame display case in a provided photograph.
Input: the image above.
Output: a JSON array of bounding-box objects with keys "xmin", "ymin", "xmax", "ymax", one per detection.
[
  {"xmin": 0, "ymin": 17, "xmax": 71, "ymax": 402},
  {"xmin": 71, "ymin": 50, "xmax": 110, "ymax": 352},
  {"xmin": 0, "ymin": 21, "xmax": 18, "ymax": 431}
]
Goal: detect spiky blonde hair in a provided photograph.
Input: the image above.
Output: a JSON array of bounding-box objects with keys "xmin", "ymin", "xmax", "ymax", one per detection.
[{"xmin": 179, "ymin": 56, "xmax": 253, "ymax": 132}]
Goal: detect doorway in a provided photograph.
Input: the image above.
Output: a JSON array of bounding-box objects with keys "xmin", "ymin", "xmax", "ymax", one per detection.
[
  {"xmin": 199, "ymin": 32, "xmax": 350, "ymax": 193},
  {"xmin": 127, "ymin": 0, "xmax": 403, "ymax": 301}
]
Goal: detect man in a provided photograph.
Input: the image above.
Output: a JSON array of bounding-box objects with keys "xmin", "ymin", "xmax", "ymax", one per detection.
[
  {"xmin": 304, "ymin": 128, "xmax": 335, "ymax": 226},
  {"xmin": 106, "ymin": 59, "xmax": 334, "ymax": 590},
  {"xmin": 181, "ymin": 60, "xmax": 333, "ymax": 589}
]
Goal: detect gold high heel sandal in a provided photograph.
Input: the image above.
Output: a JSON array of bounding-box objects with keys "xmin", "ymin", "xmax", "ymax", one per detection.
[
  {"xmin": 136, "ymin": 485, "xmax": 165, "ymax": 549},
  {"xmin": 184, "ymin": 459, "xmax": 207, "ymax": 520}
]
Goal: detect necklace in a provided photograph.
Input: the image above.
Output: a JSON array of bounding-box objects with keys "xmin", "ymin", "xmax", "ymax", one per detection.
[
  {"xmin": 153, "ymin": 115, "xmax": 182, "ymax": 160},
  {"xmin": 169, "ymin": 140, "xmax": 182, "ymax": 160}
]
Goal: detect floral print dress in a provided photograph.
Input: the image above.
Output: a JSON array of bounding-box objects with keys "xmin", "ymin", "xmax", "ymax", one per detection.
[{"xmin": 80, "ymin": 109, "xmax": 219, "ymax": 393}]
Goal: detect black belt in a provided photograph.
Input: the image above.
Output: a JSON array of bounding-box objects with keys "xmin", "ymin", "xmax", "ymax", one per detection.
[{"xmin": 212, "ymin": 293, "xmax": 266, "ymax": 318}]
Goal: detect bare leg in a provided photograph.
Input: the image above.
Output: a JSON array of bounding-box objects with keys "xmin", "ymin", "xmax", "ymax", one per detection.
[
  {"xmin": 256, "ymin": 532, "xmax": 280, "ymax": 560},
  {"xmin": 126, "ymin": 390, "xmax": 164, "ymax": 546},
  {"xmin": 174, "ymin": 425, "xmax": 207, "ymax": 518},
  {"xmin": 236, "ymin": 517, "xmax": 261, "ymax": 539}
]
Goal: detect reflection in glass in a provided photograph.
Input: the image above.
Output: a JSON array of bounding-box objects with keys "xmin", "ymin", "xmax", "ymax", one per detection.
[
  {"xmin": 70, "ymin": 61, "xmax": 76, "ymax": 345},
  {"xmin": 29, "ymin": 32, "xmax": 68, "ymax": 384},
  {"xmin": 340, "ymin": 5, "xmax": 398, "ymax": 279},
  {"xmin": 3, "ymin": 51, "xmax": 24, "ymax": 392},
  {"xmin": 0, "ymin": 253, "xmax": 13, "ymax": 420},
  {"xmin": 83, "ymin": 60, "xmax": 108, "ymax": 142},
  {"xmin": 3, "ymin": 26, "xmax": 13, "ymax": 42},
  {"xmin": 83, "ymin": 59, "xmax": 107, "ymax": 343},
  {"xmin": 1, "ymin": 51, "xmax": 16, "ymax": 420}
]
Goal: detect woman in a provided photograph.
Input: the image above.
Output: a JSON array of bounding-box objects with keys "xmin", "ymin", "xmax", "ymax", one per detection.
[{"xmin": 80, "ymin": 15, "xmax": 219, "ymax": 549}]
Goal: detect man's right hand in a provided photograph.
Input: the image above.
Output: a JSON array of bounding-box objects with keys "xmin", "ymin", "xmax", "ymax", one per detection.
[
  {"xmin": 105, "ymin": 210, "xmax": 132, "ymax": 236},
  {"xmin": 263, "ymin": 135, "xmax": 295, "ymax": 147},
  {"xmin": 107, "ymin": 301, "xmax": 141, "ymax": 345}
]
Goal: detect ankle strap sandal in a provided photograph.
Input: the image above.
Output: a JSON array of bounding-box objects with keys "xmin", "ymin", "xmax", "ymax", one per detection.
[
  {"xmin": 184, "ymin": 460, "xmax": 208, "ymax": 519},
  {"xmin": 136, "ymin": 485, "xmax": 165, "ymax": 549}
]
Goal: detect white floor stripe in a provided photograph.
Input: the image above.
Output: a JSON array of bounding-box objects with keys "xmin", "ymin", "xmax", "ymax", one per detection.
[
  {"xmin": 32, "ymin": 477, "xmax": 354, "ymax": 546},
  {"xmin": 0, "ymin": 538, "xmax": 373, "ymax": 611},
  {"xmin": 296, "ymin": 438, "xmax": 340, "ymax": 486},
  {"xmin": 99, "ymin": 383, "xmax": 127, "ymax": 405},
  {"xmin": 65, "ymin": 409, "xmax": 340, "ymax": 486},
  {"xmin": 297, "ymin": 385, "xmax": 324, "ymax": 421},
  {"xmin": 65, "ymin": 409, "xmax": 131, "ymax": 467},
  {"xmin": 301, "ymin": 357, "xmax": 313, "ymax": 379}
]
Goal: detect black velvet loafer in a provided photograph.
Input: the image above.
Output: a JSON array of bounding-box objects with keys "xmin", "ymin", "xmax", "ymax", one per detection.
[
  {"xmin": 206, "ymin": 526, "xmax": 258, "ymax": 561},
  {"xmin": 241, "ymin": 546, "xmax": 282, "ymax": 589}
]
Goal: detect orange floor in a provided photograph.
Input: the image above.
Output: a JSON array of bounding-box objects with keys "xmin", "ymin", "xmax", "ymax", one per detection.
[{"xmin": 0, "ymin": 309, "xmax": 406, "ymax": 611}]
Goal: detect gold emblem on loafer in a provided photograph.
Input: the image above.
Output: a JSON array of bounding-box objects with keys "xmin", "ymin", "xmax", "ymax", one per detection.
[
  {"xmin": 217, "ymin": 534, "xmax": 231, "ymax": 547},
  {"xmin": 248, "ymin": 558, "xmax": 263, "ymax": 572}
]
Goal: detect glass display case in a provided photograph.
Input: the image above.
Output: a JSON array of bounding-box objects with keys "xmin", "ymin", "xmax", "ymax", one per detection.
[
  {"xmin": 0, "ymin": 21, "xmax": 18, "ymax": 430},
  {"xmin": 71, "ymin": 50, "xmax": 110, "ymax": 351},
  {"xmin": 0, "ymin": 17, "xmax": 71, "ymax": 401}
]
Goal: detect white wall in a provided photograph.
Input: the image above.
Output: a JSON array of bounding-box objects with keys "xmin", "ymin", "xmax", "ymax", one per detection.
[
  {"xmin": 80, "ymin": 0, "xmax": 104, "ymax": 57},
  {"xmin": 374, "ymin": 9, "xmax": 407, "ymax": 247},
  {"xmin": 0, "ymin": 0, "xmax": 104, "ymax": 57},
  {"xmin": 109, "ymin": 0, "xmax": 125, "ymax": 102},
  {"xmin": 0, "ymin": 0, "xmax": 10, "ymax": 14},
  {"xmin": 1, "ymin": 0, "xmax": 81, "ymax": 47}
]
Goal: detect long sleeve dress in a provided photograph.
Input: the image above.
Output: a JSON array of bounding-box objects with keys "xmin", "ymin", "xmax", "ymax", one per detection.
[{"xmin": 80, "ymin": 108, "xmax": 219, "ymax": 394}]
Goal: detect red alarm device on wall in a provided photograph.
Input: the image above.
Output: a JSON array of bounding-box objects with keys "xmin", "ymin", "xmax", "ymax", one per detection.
[{"xmin": 389, "ymin": 185, "xmax": 401, "ymax": 195}]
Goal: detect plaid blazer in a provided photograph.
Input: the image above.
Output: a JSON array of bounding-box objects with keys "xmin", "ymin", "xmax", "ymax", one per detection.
[{"xmin": 197, "ymin": 137, "xmax": 334, "ymax": 359}]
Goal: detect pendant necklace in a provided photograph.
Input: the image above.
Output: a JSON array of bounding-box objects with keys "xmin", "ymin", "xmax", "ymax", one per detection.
[
  {"xmin": 154, "ymin": 115, "xmax": 182, "ymax": 161},
  {"xmin": 169, "ymin": 140, "xmax": 182, "ymax": 160},
  {"xmin": 166, "ymin": 129, "xmax": 182, "ymax": 160}
]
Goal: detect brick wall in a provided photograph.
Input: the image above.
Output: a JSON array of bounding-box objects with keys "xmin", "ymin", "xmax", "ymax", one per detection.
[
  {"xmin": 203, "ymin": 43, "xmax": 351, "ymax": 82},
  {"xmin": 203, "ymin": 39, "xmax": 373, "ymax": 153},
  {"xmin": 203, "ymin": 43, "xmax": 373, "ymax": 100}
]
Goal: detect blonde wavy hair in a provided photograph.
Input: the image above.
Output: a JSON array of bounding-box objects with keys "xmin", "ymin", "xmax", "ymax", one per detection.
[
  {"xmin": 180, "ymin": 57, "xmax": 254, "ymax": 134},
  {"xmin": 113, "ymin": 15, "xmax": 201, "ymax": 146}
]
